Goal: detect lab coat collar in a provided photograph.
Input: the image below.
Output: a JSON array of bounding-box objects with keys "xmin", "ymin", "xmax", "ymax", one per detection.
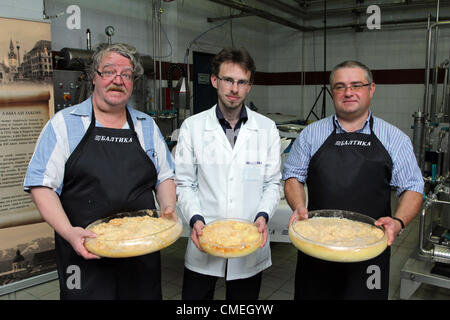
[{"xmin": 205, "ymin": 105, "xmax": 258, "ymax": 154}]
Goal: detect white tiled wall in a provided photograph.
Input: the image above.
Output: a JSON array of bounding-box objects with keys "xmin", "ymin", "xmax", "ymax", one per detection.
[
  {"xmin": 371, "ymin": 84, "xmax": 424, "ymax": 137},
  {"xmin": 265, "ymin": 9, "xmax": 450, "ymax": 138},
  {"xmin": 246, "ymin": 85, "xmax": 268, "ymax": 114}
]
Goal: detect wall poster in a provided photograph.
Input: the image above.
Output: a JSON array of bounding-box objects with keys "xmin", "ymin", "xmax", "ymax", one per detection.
[{"xmin": 0, "ymin": 17, "xmax": 56, "ymax": 288}]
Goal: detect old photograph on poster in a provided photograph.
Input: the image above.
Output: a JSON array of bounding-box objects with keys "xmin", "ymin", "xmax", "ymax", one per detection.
[
  {"xmin": 0, "ymin": 223, "xmax": 55, "ymax": 286},
  {"xmin": 0, "ymin": 17, "xmax": 56, "ymax": 286}
]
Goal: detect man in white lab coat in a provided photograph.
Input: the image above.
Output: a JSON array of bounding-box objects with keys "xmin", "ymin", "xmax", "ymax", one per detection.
[{"xmin": 175, "ymin": 47, "xmax": 281, "ymax": 300}]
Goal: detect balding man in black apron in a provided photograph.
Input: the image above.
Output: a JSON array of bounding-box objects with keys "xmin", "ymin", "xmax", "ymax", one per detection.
[{"xmin": 283, "ymin": 61, "xmax": 424, "ymax": 300}]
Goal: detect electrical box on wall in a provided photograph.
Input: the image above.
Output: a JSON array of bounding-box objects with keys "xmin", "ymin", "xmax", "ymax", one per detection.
[{"xmin": 53, "ymin": 70, "xmax": 89, "ymax": 112}]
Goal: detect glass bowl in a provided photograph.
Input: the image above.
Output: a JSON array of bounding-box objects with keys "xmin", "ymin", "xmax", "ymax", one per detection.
[
  {"xmin": 84, "ymin": 209, "xmax": 182, "ymax": 258},
  {"xmin": 199, "ymin": 218, "xmax": 263, "ymax": 258},
  {"xmin": 289, "ymin": 209, "xmax": 387, "ymax": 262}
]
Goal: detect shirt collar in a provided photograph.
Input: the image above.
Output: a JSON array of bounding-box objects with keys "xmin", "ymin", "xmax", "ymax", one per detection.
[
  {"xmin": 69, "ymin": 97, "xmax": 93, "ymax": 116},
  {"xmin": 69, "ymin": 96, "xmax": 146, "ymax": 122},
  {"xmin": 333, "ymin": 111, "xmax": 372, "ymax": 133},
  {"xmin": 215, "ymin": 105, "xmax": 248, "ymax": 124}
]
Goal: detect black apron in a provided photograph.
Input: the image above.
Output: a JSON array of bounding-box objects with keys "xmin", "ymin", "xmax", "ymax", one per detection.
[
  {"xmin": 56, "ymin": 105, "xmax": 162, "ymax": 300},
  {"xmin": 295, "ymin": 116, "xmax": 393, "ymax": 300}
]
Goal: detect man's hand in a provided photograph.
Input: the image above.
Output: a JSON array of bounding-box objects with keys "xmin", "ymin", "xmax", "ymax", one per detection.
[
  {"xmin": 288, "ymin": 206, "xmax": 309, "ymax": 226},
  {"xmin": 375, "ymin": 190, "xmax": 421, "ymax": 246},
  {"xmin": 191, "ymin": 220, "xmax": 205, "ymax": 251},
  {"xmin": 375, "ymin": 217, "xmax": 403, "ymax": 246},
  {"xmin": 66, "ymin": 227, "xmax": 100, "ymax": 260},
  {"xmin": 254, "ymin": 216, "xmax": 268, "ymax": 248}
]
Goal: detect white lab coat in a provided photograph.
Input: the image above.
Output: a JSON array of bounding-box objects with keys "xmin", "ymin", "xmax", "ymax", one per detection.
[{"xmin": 175, "ymin": 105, "xmax": 281, "ymax": 280}]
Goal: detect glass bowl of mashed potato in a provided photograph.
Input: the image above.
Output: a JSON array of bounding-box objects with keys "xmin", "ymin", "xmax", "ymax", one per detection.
[
  {"xmin": 84, "ymin": 209, "xmax": 182, "ymax": 258},
  {"xmin": 199, "ymin": 218, "xmax": 263, "ymax": 258},
  {"xmin": 289, "ymin": 209, "xmax": 387, "ymax": 262}
]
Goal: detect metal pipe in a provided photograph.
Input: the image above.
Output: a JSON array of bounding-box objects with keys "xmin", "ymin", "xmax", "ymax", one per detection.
[
  {"xmin": 210, "ymin": 0, "xmax": 450, "ymax": 32},
  {"xmin": 58, "ymin": 47, "xmax": 93, "ymax": 70},
  {"xmin": 323, "ymin": 0, "xmax": 326, "ymax": 79},
  {"xmin": 207, "ymin": 12, "xmax": 254, "ymax": 23},
  {"xmin": 433, "ymin": 245, "xmax": 450, "ymax": 263},
  {"xmin": 58, "ymin": 47, "xmax": 153, "ymax": 73},
  {"xmin": 431, "ymin": 20, "xmax": 450, "ymax": 28},
  {"xmin": 447, "ymin": 57, "xmax": 450, "ymax": 124},
  {"xmin": 301, "ymin": 31, "xmax": 306, "ymax": 117},
  {"xmin": 438, "ymin": 0, "xmax": 441, "ymax": 24},
  {"xmin": 440, "ymin": 61, "xmax": 449, "ymax": 118},
  {"xmin": 158, "ymin": 0, "xmax": 163, "ymax": 112},
  {"xmin": 430, "ymin": 1, "xmax": 441, "ymax": 122},
  {"xmin": 152, "ymin": 0, "xmax": 157, "ymax": 113},
  {"xmin": 86, "ymin": 29, "xmax": 91, "ymax": 51},
  {"xmin": 423, "ymin": 16, "xmax": 432, "ymax": 115},
  {"xmin": 186, "ymin": 49, "xmax": 192, "ymax": 117},
  {"xmin": 415, "ymin": 15, "xmax": 430, "ymax": 170},
  {"xmin": 412, "ymin": 111, "xmax": 426, "ymax": 168},
  {"xmin": 440, "ymin": 54, "xmax": 450, "ymax": 126},
  {"xmin": 431, "ymin": 199, "xmax": 450, "ymax": 205},
  {"xmin": 420, "ymin": 191, "xmax": 450, "ymax": 260},
  {"xmin": 310, "ymin": 16, "xmax": 450, "ymax": 33},
  {"xmin": 446, "ymin": 131, "xmax": 450, "ymax": 178},
  {"xmin": 419, "ymin": 207, "xmax": 434, "ymax": 256},
  {"xmin": 255, "ymin": 0, "xmax": 307, "ymax": 17},
  {"xmin": 208, "ymin": 0, "xmax": 314, "ymax": 32},
  {"xmin": 305, "ymin": 0, "xmax": 450, "ymax": 20}
]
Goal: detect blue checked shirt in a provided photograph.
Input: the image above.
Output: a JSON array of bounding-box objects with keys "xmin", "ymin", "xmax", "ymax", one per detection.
[
  {"xmin": 282, "ymin": 113, "xmax": 424, "ymax": 196},
  {"xmin": 24, "ymin": 97, "xmax": 175, "ymax": 194}
]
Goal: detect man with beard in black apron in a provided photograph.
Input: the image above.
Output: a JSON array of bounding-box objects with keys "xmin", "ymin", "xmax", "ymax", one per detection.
[
  {"xmin": 283, "ymin": 61, "xmax": 424, "ymax": 300},
  {"xmin": 24, "ymin": 43, "xmax": 176, "ymax": 299}
]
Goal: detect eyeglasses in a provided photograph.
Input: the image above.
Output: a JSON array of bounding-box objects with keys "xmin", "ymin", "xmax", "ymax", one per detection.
[
  {"xmin": 332, "ymin": 82, "xmax": 372, "ymax": 93},
  {"xmin": 216, "ymin": 75, "xmax": 251, "ymax": 88},
  {"xmin": 96, "ymin": 68, "xmax": 134, "ymax": 82}
]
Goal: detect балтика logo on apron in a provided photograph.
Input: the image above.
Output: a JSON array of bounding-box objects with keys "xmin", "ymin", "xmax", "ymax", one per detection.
[{"xmin": 94, "ymin": 135, "xmax": 133, "ymax": 143}]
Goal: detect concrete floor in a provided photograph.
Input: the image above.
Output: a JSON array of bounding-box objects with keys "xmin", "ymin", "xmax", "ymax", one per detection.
[{"xmin": 1, "ymin": 212, "xmax": 449, "ymax": 300}]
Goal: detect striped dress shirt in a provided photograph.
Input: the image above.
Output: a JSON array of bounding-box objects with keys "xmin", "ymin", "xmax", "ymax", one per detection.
[
  {"xmin": 282, "ymin": 113, "xmax": 424, "ymax": 196},
  {"xmin": 24, "ymin": 97, "xmax": 175, "ymax": 195}
]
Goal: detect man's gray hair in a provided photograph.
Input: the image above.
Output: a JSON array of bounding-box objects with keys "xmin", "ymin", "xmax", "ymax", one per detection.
[
  {"xmin": 89, "ymin": 43, "xmax": 144, "ymax": 82},
  {"xmin": 329, "ymin": 60, "xmax": 373, "ymax": 86}
]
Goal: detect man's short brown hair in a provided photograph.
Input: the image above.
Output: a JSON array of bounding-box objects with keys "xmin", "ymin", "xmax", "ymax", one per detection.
[{"xmin": 211, "ymin": 47, "xmax": 256, "ymax": 84}]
